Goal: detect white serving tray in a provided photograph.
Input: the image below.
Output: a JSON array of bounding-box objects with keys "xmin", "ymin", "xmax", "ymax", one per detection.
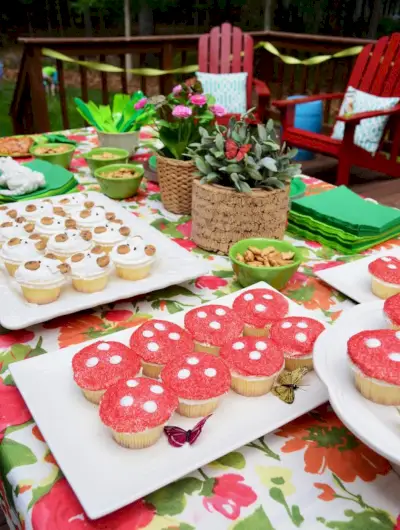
[
  {"xmin": 314, "ymin": 301, "xmax": 400, "ymax": 465},
  {"xmin": 0, "ymin": 192, "xmax": 208, "ymax": 330},
  {"xmin": 315, "ymin": 247, "xmax": 400, "ymax": 304},
  {"xmin": 10, "ymin": 282, "xmax": 328, "ymax": 520}
]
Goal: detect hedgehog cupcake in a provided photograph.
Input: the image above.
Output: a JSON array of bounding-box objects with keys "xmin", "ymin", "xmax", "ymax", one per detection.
[
  {"xmin": 1, "ymin": 235, "xmax": 46, "ymax": 276},
  {"xmin": 36, "ymin": 215, "xmax": 77, "ymax": 242},
  {"xmin": 110, "ymin": 236, "xmax": 156, "ymax": 281},
  {"xmin": 46, "ymin": 230, "xmax": 92, "ymax": 262},
  {"xmin": 67, "ymin": 246, "xmax": 112, "ymax": 293},
  {"xmin": 91, "ymin": 223, "xmax": 131, "ymax": 253}
]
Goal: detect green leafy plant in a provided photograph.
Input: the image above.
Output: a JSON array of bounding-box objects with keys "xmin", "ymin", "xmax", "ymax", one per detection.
[
  {"xmin": 186, "ymin": 112, "xmax": 301, "ymax": 193},
  {"xmin": 74, "ymin": 91, "xmax": 155, "ymax": 132}
]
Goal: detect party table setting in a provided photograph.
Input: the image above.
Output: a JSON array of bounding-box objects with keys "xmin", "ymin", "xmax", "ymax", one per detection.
[{"xmin": 0, "ymin": 85, "xmax": 400, "ymax": 530}]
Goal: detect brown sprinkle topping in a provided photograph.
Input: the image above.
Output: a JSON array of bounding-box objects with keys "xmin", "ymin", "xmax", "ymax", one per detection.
[
  {"xmin": 106, "ymin": 212, "xmax": 116, "ymax": 221},
  {"xmin": 29, "ymin": 234, "xmax": 42, "ymax": 241},
  {"xmin": 24, "ymin": 223, "xmax": 35, "ymax": 233},
  {"xmin": 119, "ymin": 226, "xmax": 130, "ymax": 237},
  {"xmin": 35, "ymin": 240, "xmax": 47, "ymax": 251},
  {"xmin": 41, "ymin": 217, "xmax": 53, "ymax": 226},
  {"xmin": 65, "ymin": 219, "xmax": 77, "ymax": 229},
  {"xmin": 1, "ymin": 222, "xmax": 13, "ymax": 228},
  {"xmin": 97, "ymin": 255, "xmax": 110, "ymax": 268},
  {"xmin": 45, "ymin": 253, "xmax": 58, "ymax": 260},
  {"xmin": 79, "ymin": 209, "xmax": 91, "ymax": 219},
  {"xmin": 26, "ymin": 204, "xmax": 36, "ymax": 212},
  {"xmin": 84, "ymin": 201, "xmax": 95, "ymax": 209},
  {"xmin": 94, "ymin": 226, "xmax": 107, "ymax": 234},
  {"xmin": 53, "ymin": 207, "xmax": 66, "ymax": 217},
  {"xmin": 15, "ymin": 216, "xmax": 26, "ymax": 224},
  {"xmin": 111, "ymin": 218, "xmax": 123, "ymax": 225},
  {"xmin": 117, "ymin": 244, "xmax": 130, "ymax": 255},
  {"xmin": 236, "ymin": 245, "xmax": 296, "ymax": 268},
  {"xmin": 145, "ymin": 244, "xmax": 156, "ymax": 256},
  {"xmin": 55, "ymin": 233, "xmax": 68, "ymax": 243},
  {"xmin": 80, "ymin": 230, "xmax": 92, "ymax": 241},
  {"xmin": 25, "ymin": 261, "xmax": 40, "ymax": 271},
  {"xmin": 8, "ymin": 238, "xmax": 21, "ymax": 246},
  {"xmin": 7, "ymin": 210, "xmax": 17, "ymax": 219},
  {"xmin": 71, "ymin": 253, "xmax": 84, "ymax": 263},
  {"xmin": 91, "ymin": 245, "xmax": 104, "ymax": 255},
  {"xmin": 58, "ymin": 263, "xmax": 71, "ymax": 274}
]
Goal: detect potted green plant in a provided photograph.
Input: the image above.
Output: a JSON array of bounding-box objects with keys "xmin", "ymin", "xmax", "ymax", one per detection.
[
  {"xmin": 74, "ymin": 92, "xmax": 155, "ymax": 155},
  {"xmin": 186, "ymin": 113, "xmax": 301, "ymax": 254},
  {"xmin": 150, "ymin": 82, "xmax": 225, "ymax": 215}
]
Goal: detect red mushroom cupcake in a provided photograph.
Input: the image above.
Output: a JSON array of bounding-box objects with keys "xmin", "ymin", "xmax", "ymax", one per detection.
[
  {"xmin": 161, "ymin": 352, "xmax": 231, "ymax": 417},
  {"xmin": 368, "ymin": 256, "xmax": 400, "ymax": 299},
  {"xmin": 184, "ymin": 305, "xmax": 243, "ymax": 355},
  {"xmin": 130, "ymin": 320, "xmax": 194, "ymax": 378},
  {"xmin": 384, "ymin": 293, "xmax": 400, "ymax": 330},
  {"xmin": 232, "ymin": 288, "xmax": 289, "ymax": 336},
  {"xmin": 72, "ymin": 340, "xmax": 141, "ymax": 404},
  {"xmin": 269, "ymin": 316, "xmax": 325, "ymax": 370},
  {"xmin": 220, "ymin": 337, "xmax": 284, "ymax": 396},
  {"xmin": 99, "ymin": 377, "xmax": 178, "ymax": 449},
  {"xmin": 347, "ymin": 329, "xmax": 400, "ymax": 405}
]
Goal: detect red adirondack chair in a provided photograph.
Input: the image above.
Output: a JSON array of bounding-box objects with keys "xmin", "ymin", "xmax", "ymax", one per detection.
[
  {"xmin": 198, "ymin": 23, "xmax": 270, "ymax": 123},
  {"xmin": 273, "ymin": 33, "xmax": 400, "ymax": 185}
]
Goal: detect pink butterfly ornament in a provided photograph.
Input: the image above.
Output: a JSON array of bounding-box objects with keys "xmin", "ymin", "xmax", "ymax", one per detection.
[{"xmin": 164, "ymin": 415, "xmax": 212, "ymax": 447}]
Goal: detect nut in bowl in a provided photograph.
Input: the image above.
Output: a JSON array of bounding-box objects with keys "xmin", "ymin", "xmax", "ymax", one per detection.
[
  {"xmin": 94, "ymin": 163, "xmax": 144, "ymax": 200},
  {"xmin": 83, "ymin": 147, "xmax": 129, "ymax": 173},
  {"xmin": 229, "ymin": 238, "xmax": 302, "ymax": 290},
  {"xmin": 29, "ymin": 143, "xmax": 75, "ymax": 169}
]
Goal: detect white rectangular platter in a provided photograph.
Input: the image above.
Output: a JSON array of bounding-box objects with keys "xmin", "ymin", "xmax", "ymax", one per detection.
[
  {"xmin": 315, "ymin": 247, "xmax": 400, "ymax": 304},
  {"xmin": 0, "ymin": 192, "xmax": 208, "ymax": 330},
  {"xmin": 10, "ymin": 282, "xmax": 328, "ymax": 520}
]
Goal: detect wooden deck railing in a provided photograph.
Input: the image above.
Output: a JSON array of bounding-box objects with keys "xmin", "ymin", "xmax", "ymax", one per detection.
[{"xmin": 10, "ymin": 31, "xmax": 375, "ymax": 134}]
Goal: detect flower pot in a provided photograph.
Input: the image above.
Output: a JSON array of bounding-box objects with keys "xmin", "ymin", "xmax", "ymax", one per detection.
[
  {"xmin": 191, "ymin": 179, "xmax": 290, "ymax": 254},
  {"xmin": 156, "ymin": 155, "xmax": 196, "ymax": 215},
  {"xmin": 97, "ymin": 131, "xmax": 139, "ymax": 156}
]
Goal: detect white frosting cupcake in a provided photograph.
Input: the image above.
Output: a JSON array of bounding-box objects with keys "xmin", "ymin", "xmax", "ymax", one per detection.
[
  {"xmin": 0, "ymin": 220, "xmax": 35, "ymax": 246},
  {"xmin": 76, "ymin": 207, "xmax": 116, "ymax": 229},
  {"xmin": 57, "ymin": 193, "xmax": 95, "ymax": 213},
  {"xmin": 67, "ymin": 246, "xmax": 112, "ymax": 293},
  {"xmin": 1, "ymin": 235, "xmax": 46, "ymax": 276},
  {"xmin": 110, "ymin": 236, "xmax": 156, "ymax": 281},
  {"xmin": 0, "ymin": 206, "xmax": 18, "ymax": 223},
  {"xmin": 19, "ymin": 201, "xmax": 65, "ymax": 221},
  {"xmin": 46, "ymin": 230, "xmax": 92, "ymax": 261},
  {"xmin": 15, "ymin": 257, "xmax": 69, "ymax": 304},
  {"xmin": 36, "ymin": 215, "xmax": 77, "ymax": 240},
  {"xmin": 91, "ymin": 223, "xmax": 131, "ymax": 252}
]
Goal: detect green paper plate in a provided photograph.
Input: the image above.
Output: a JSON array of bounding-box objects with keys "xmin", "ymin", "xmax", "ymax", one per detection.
[
  {"xmin": 149, "ymin": 155, "xmax": 157, "ymax": 172},
  {"xmin": 290, "ymin": 177, "xmax": 306, "ymax": 200}
]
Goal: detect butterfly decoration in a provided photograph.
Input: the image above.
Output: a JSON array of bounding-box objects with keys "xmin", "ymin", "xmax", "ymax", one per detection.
[
  {"xmin": 272, "ymin": 367, "xmax": 309, "ymax": 404},
  {"xmin": 225, "ymin": 139, "xmax": 251, "ymax": 162},
  {"xmin": 164, "ymin": 415, "xmax": 212, "ymax": 448}
]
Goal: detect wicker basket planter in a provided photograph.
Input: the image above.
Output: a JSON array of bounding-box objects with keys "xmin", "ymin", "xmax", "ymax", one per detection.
[
  {"xmin": 156, "ymin": 155, "xmax": 196, "ymax": 215},
  {"xmin": 191, "ymin": 179, "xmax": 290, "ymax": 254}
]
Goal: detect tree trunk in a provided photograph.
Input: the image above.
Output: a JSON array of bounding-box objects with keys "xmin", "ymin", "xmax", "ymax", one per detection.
[
  {"xmin": 124, "ymin": 0, "xmax": 132, "ymax": 80},
  {"xmin": 55, "ymin": 0, "xmax": 64, "ymax": 36},
  {"xmin": 368, "ymin": 0, "xmax": 382, "ymax": 38},
  {"xmin": 139, "ymin": 1, "xmax": 154, "ymax": 35},
  {"xmin": 45, "ymin": 0, "xmax": 52, "ymax": 33},
  {"xmin": 84, "ymin": 6, "xmax": 92, "ymax": 37},
  {"xmin": 264, "ymin": 0, "xmax": 272, "ymax": 30}
]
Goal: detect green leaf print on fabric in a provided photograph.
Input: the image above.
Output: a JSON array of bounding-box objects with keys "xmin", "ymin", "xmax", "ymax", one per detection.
[
  {"xmin": 28, "ymin": 470, "xmax": 63, "ymax": 509},
  {"xmin": 2, "ymin": 374, "xmax": 15, "ymax": 386},
  {"xmin": 199, "ymin": 477, "xmax": 216, "ymax": 497},
  {"xmin": 210, "ymin": 452, "xmax": 246, "ymax": 470},
  {"xmin": 269, "ymin": 487, "xmax": 304, "ymax": 527},
  {"xmin": 0, "ymin": 338, "xmax": 46, "ymax": 374},
  {"xmin": 212, "ymin": 270, "xmax": 235, "ymax": 278},
  {"xmin": 146, "ymin": 285, "xmax": 202, "ymax": 302},
  {"xmin": 145, "ymin": 477, "xmax": 202, "ymax": 516},
  {"xmin": 317, "ymin": 509, "xmax": 395, "ymax": 529},
  {"xmin": 247, "ymin": 438, "xmax": 280, "ymax": 461},
  {"xmin": 233, "ymin": 506, "xmax": 275, "ymax": 530},
  {"xmin": 285, "ymin": 284, "xmax": 315, "ymax": 303},
  {"xmin": 0, "ymin": 439, "xmax": 37, "ymax": 477}
]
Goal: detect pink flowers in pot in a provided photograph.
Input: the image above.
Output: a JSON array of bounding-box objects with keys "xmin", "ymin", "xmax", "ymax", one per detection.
[
  {"xmin": 190, "ymin": 94, "xmax": 208, "ymax": 106},
  {"xmin": 172, "ymin": 105, "xmax": 193, "ymax": 119}
]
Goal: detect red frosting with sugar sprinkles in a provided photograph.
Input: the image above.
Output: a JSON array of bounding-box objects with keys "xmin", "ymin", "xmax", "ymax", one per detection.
[
  {"xmin": 99, "ymin": 377, "xmax": 178, "ymax": 433},
  {"xmin": 384, "ymin": 293, "xmax": 400, "ymax": 326},
  {"xmin": 269, "ymin": 317, "xmax": 325, "ymax": 357},
  {"xmin": 130, "ymin": 320, "xmax": 194, "ymax": 364},
  {"xmin": 348, "ymin": 329, "xmax": 400, "ymax": 385},
  {"xmin": 220, "ymin": 337, "xmax": 284, "ymax": 377},
  {"xmin": 72, "ymin": 341, "xmax": 140, "ymax": 391},
  {"xmin": 184, "ymin": 305, "xmax": 243, "ymax": 347},
  {"xmin": 161, "ymin": 352, "xmax": 231, "ymax": 400},
  {"xmin": 368, "ymin": 256, "xmax": 400, "ymax": 284},
  {"xmin": 232, "ymin": 288, "xmax": 289, "ymax": 328}
]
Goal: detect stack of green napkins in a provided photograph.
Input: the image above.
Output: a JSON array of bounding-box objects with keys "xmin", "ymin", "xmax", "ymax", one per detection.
[{"xmin": 288, "ymin": 186, "xmax": 400, "ymax": 254}]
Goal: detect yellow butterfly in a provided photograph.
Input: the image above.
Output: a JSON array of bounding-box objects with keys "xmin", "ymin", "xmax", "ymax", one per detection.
[{"xmin": 272, "ymin": 367, "xmax": 309, "ymax": 404}]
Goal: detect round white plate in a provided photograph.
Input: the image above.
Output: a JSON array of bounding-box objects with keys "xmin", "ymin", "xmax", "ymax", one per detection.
[{"xmin": 314, "ymin": 301, "xmax": 400, "ymax": 464}]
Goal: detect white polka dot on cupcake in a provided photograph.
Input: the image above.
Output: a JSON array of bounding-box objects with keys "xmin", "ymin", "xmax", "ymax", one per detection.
[
  {"xmin": 215, "ymin": 308, "xmax": 226, "ymax": 316},
  {"xmin": 256, "ymin": 341, "xmax": 267, "ymax": 350},
  {"xmin": 396, "ymin": 331, "xmax": 400, "ymax": 340},
  {"xmin": 178, "ymin": 368, "xmax": 190, "ymax": 379},
  {"xmin": 262, "ymin": 294, "xmax": 273, "ymax": 300},
  {"xmin": 365, "ymin": 338, "xmax": 381, "ymax": 348},
  {"xmin": 150, "ymin": 385, "xmax": 164, "ymax": 394},
  {"xmin": 249, "ymin": 351, "xmax": 261, "ymax": 360},
  {"xmin": 168, "ymin": 332, "xmax": 180, "ymax": 340},
  {"xmin": 154, "ymin": 322, "xmax": 166, "ymax": 331},
  {"xmin": 126, "ymin": 379, "xmax": 139, "ymax": 388},
  {"xmin": 209, "ymin": 321, "xmax": 221, "ymax": 330},
  {"xmin": 255, "ymin": 304, "xmax": 266, "ymax": 312},
  {"xmin": 147, "ymin": 342, "xmax": 159, "ymax": 352},
  {"xmin": 244, "ymin": 293, "xmax": 254, "ymax": 301},
  {"xmin": 381, "ymin": 257, "xmax": 391, "ymax": 262},
  {"xmin": 143, "ymin": 401, "xmax": 157, "ymax": 413},
  {"xmin": 109, "ymin": 355, "xmax": 122, "ymax": 364},
  {"xmin": 142, "ymin": 330, "xmax": 154, "ymax": 338},
  {"xmin": 85, "ymin": 357, "xmax": 98, "ymax": 368},
  {"xmin": 282, "ymin": 322, "xmax": 292, "ymax": 329},
  {"xmin": 205, "ymin": 368, "xmax": 217, "ymax": 377},
  {"xmin": 388, "ymin": 264, "xmax": 397, "ymax": 270},
  {"xmin": 233, "ymin": 341, "xmax": 245, "ymax": 350},
  {"xmin": 295, "ymin": 333, "xmax": 307, "ymax": 343},
  {"xmin": 97, "ymin": 343, "xmax": 110, "ymax": 351},
  {"xmin": 197, "ymin": 311, "xmax": 207, "ymax": 318},
  {"xmin": 388, "ymin": 353, "xmax": 400, "ymax": 362},
  {"xmin": 120, "ymin": 396, "xmax": 134, "ymax": 407},
  {"xmin": 187, "ymin": 357, "xmax": 199, "ymax": 365},
  {"xmin": 297, "ymin": 322, "xmax": 308, "ymax": 329}
]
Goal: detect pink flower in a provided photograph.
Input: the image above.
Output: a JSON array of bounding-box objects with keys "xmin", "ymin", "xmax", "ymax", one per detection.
[
  {"xmin": 105, "ymin": 310, "xmax": 133, "ymax": 322},
  {"xmin": 0, "ymin": 330, "xmax": 34, "ymax": 348},
  {"xmin": 313, "ymin": 261, "xmax": 343, "ymax": 272},
  {"xmin": 0, "ymin": 378, "xmax": 31, "ymax": 442},
  {"xmin": 172, "ymin": 84, "xmax": 182, "ymax": 95},
  {"xmin": 195, "ymin": 275, "xmax": 228, "ymax": 290},
  {"xmin": 394, "ymin": 515, "xmax": 400, "ymax": 530},
  {"xmin": 134, "ymin": 97, "xmax": 148, "ymax": 110},
  {"xmin": 172, "ymin": 105, "xmax": 192, "ymax": 119},
  {"xmin": 190, "ymin": 94, "xmax": 207, "ymax": 106},
  {"xmin": 177, "ymin": 220, "xmax": 192, "ymax": 238},
  {"xmin": 203, "ymin": 474, "xmax": 257, "ymax": 520},
  {"xmin": 210, "ymin": 104, "xmax": 226, "ymax": 117}
]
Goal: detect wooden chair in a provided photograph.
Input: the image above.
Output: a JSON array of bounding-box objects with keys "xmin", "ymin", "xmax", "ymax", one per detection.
[
  {"xmin": 198, "ymin": 22, "xmax": 270, "ymax": 123},
  {"xmin": 273, "ymin": 33, "xmax": 400, "ymax": 185}
]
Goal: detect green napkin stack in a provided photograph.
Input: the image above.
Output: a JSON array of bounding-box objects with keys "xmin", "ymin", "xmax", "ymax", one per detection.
[{"xmin": 288, "ymin": 186, "xmax": 400, "ymax": 254}]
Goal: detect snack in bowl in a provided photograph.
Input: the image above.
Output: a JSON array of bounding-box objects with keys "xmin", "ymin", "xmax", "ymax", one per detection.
[
  {"xmin": 0, "ymin": 219, "xmax": 35, "ymax": 247},
  {"xmin": 84, "ymin": 148, "xmax": 129, "ymax": 173},
  {"xmin": 368, "ymin": 256, "xmax": 400, "ymax": 299},
  {"xmin": 161, "ymin": 352, "xmax": 231, "ymax": 417},
  {"xmin": 94, "ymin": 163, "xmax": 144, "ymax": 200},
  {"xmin": 99, "ymin": 376, "xmax": 179, "ymax": 449},
  {"xmin": 110, "ymin": 236, "xmax": 156, "ymax": 281},
  {"xmin": 383, "ymin": 293, "xmax": 400, "ymax": 330},
  {"xmin": 36, "ymin": 215, "xmax": 77, "ymax": 242},
  {"xmin": 347, "ymin": 329, "xmax": 400, "ymax": 405},
  {"xmin": 92, "ymin": 223, "xmax": 131, "ymax": 253},
  {"xmin": 30, "ymin": 143, "xmax": 75, "ymax": 168},
  {"xmin": 220, "ymin": 336, "xmax": 284, "ymax": 396},
  {"xmin": 130, "ymin": 320, "xmax": 194, "ymax": 378},
  {"xmin": 232, "ymin": 288, "xmax": 289, "ymax": 336},
  {"xmin": 34, "ymin": 145, "xmax": 71, "ymax": 155},
  {"xmin": 1, "ymin": 235, "xmax": 46, "ymax": 276},
  {"xmin": 67, "ymin": 246, "xmax": 112, "ymax": 293},
  {"xmin": 46, "ymin": 230, "xmax": 92, "ymax": 261},
  {"xmin": 184, "ymin": 304, "xmax": 243, "ymax": 355},
  {"xmin": 72, "ymin": 340, "xmax": 141, "ymax": 404},
  {"xmin": 236, "ymin": 245, "xmax": 295, "ymax": 267},
  {"xmin": 14, "ymin": 257, "xmax": 69, "ymax": 304},
  {"xmin": 76, "ymin": 206, "xmax": 113, "ymax": 229},
  {"xmin": 269, "ymin": 316, "xmax": 325, "ymax": 370}
]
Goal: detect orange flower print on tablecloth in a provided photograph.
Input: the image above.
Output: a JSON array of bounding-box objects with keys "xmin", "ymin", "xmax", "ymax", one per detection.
[
  {"xmin": 283, "ymin": 275, "xmax": 336, "ymax": 311},
  {"xmin": 277, "ymin": 407, "xmax": 391, "ymax": 482},
  {"xmin": 314, "ymin": 483, "xmax": 336, "ymax": 501}
]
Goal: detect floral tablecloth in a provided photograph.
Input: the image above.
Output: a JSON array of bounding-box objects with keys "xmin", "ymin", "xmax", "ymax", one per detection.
[{"xmin": 1, "ymin": 128, "xmax": 400, "ymax": 530}]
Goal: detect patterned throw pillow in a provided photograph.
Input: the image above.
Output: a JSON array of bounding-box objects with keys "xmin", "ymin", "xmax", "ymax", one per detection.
[
  {"xmin": 331, "ymin": 86, "xmax": 399, "ymax": 154},
  {"xmin": 196, "ymin": 72, "xmax": 248, "ymax": 114}
]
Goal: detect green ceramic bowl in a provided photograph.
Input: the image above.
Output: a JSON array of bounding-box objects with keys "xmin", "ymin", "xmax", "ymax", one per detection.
[
  {"xmin": 29, "ymin": 143, "xmax": 75, "ymax": 169},
  {"xmin": 83, "ymin": 147, "xmax": 130, "ymax": 173},
  {"xmin": 94, "ymin": 163, "xmax": 144, "ymax": 200},
  {"xmin": 229, "ymin": 238, "xmax": 302, "ymax": 290}
]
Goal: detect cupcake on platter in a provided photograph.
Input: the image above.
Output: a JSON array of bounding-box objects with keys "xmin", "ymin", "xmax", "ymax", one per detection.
[
  {"xmin": 161, "ymin": 352, "xmax": 231, "ymax": 417},
  {"xmin": 0, "ymin": 219, "xmax": 35, "ymax": 247},
  {"xmin": 384, "ymin": 293, "xmax": 400, "ymax": 330},
  {"xmin": 269, "ymin": 316, "xmax": 325, "ymax": 370},
  {"xmin": 14, "ymin": 257, "xmax": 70, "ymax": 304},
  {"xmin": 347, "ymin": 329, "xmax": 400, "ymax": 405},
  {"xmin": 72, "ymin": 340, "xmax": 141, "ymax": 404},
  {"xmin": 130, "ymin": 319, "xmax": 194, "ymax": 378},
  {"xmin": 368, "ymin": 256, "xmax": 400, "ymax": 299},
  {"xmin": 67, "ymin": 246, "xmax": 112, "ymax": 293},
  {"xmin": 1, "ymin": 235, "xmax": 46, "ymax": 276},
  {"xmin": 220, "ymin": 336, "xmax": 284, "ymax": 396},
  {"xmin": 36, "ymin": 215, "xmax": 77, "ymax": 242},
  {"xmin": 19, "ymin": 201, "xmax": 65, "ymax": 221},
  {"xmin": 232, "ymin": 288, "xmax": 289, "ymax": 336},
  {"xmin": 184, "ymin": 305, "xmax": 243, "ymax": 355},
  {"xmin": 57, "ymin": 193, "xmax": 95, "ymax": 213},
  {"xmin": 0, "ymin": 206, "xmax": 18, "ymax": 223},
  {"xmin": 110, "ymin": 236, "xmax": 156, "ymax": 281},
  {"xmin": 92, "ymin": 223, "xmax": 131, "ymax": 253},
  {"xmin": 76, "ymin": 206, "xmax": 116, "ymax": 229},
  {"xmin": 46, "ymin": 230, "xmax": 92, "ymax": 262},
  {"xmin": 99, "ymin": 376, "xmax": 178, "ymax": 449}
]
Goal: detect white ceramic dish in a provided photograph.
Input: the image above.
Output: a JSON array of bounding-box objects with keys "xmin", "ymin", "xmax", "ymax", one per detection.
[
  {"xmin": 314, "ymin": 300, "xmax": 400, "ymax": 465},
  {"xmin": 0, "ymin": 192, "xmax": 208, "ymax": 330},
  {"xmin": 10, "ymin": 282, "xmax": 328, "ymax": 520},
  {"xmin": 315, "ymin": 247, "xmax": 400, "ymax": 304}
]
